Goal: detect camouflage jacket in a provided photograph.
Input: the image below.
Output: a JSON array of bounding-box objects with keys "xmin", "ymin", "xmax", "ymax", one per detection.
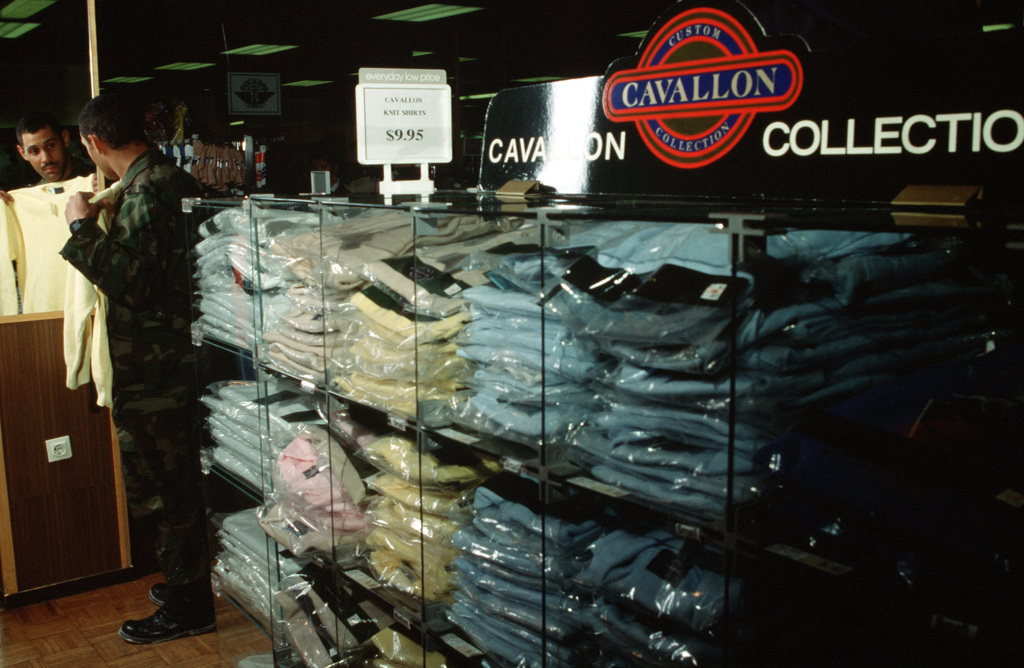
[{"xmin": 60, "ymin": 149, "xmax": 200, "ymax": 394}]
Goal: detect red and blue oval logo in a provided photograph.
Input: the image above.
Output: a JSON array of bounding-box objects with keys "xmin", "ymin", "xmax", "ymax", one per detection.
[{"xmin": 603, "ymin": 7, "xmax": 803, "ymax": 168}]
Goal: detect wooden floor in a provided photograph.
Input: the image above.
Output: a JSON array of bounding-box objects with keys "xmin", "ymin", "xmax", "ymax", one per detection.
[{"xmin": 0, "ymin": 573, "xmax": 271, "ymax": 667}]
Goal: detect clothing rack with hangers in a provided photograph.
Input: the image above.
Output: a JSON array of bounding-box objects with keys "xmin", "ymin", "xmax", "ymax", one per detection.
[{"xmin": 159, "ymin": 135, "xmax": 247, "ymax": 192}]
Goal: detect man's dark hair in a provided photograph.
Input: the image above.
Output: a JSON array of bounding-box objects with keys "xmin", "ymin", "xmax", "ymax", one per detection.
[
  {"xmin": 78, "ymin": 94, "xmax": 150, "ymax": 150},
  {"xmin": 15, "ymin": 112, "xmax": 64, "ymax": 147}
]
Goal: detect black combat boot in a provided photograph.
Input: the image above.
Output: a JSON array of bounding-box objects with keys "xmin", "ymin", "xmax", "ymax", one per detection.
[
  {"xmin": 119, "ymin": 575, "xmax": 216, "ymax": 644},
  {"xmin": 148, "ymin": 581, "xmax": 171, "ymax": 607}
]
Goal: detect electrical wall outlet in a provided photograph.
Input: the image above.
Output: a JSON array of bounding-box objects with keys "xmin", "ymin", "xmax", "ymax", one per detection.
[{"xmin": 46, "ymin": 436, "xmax": 72, "ymax": 463}]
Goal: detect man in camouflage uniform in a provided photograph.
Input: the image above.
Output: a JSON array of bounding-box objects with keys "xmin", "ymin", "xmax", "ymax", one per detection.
[{"xmin": 60, "ymin": 94, "xmax": 212, "ymax": 644}]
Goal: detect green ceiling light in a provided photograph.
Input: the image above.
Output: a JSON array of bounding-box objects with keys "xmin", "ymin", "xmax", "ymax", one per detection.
[
  {"xmin": 230, "ymin": 121, "xmax": 245, "ymax": 126},
  {"xmin": 412, "ymin": 51, "xmax": 434, "ymax": 57},
  {"xmin": 103, "ymin": 76, "xmax": 154, "ymax": 83},
  {"xmin": 283, "ymin": 80, "xmax": 334, "ymax": 87},
  {"xmin": 221, "ymin": 44, "xmax": 298, "ymax": 56},
  {"xmin": 374, "ymin": 4, "xmax": 482, "ymax": 22},
  {"xmin": 459, "ymin": 57, "xmax": 477, "ymax": 62},
  {"xmin": 155, "ymin": 62, "xmax": 215, "ymax": 71},
  {"xmin": 459, "ymin": 92, "xmax": 496, "ymax": 100},
  {"xmin": 0, "ymin": 0, "xmax": 55, "ymax": 20},
  {"xmin": 983, "ymin": 23, "xmax": 1015, "ymax": 32},
  {"xmin": 618, "ymin": 30, "xmax": 649, "ymax": 39},
  {"xmin": 0, "ymin": 20, "xmax": 38, "ymax": 37}
]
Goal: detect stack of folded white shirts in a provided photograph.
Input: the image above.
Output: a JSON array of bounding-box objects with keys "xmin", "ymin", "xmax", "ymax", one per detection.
[
  {"xmin": 356, "ymin": 432, "xmax": 500, "ymax": 602},
  {"xmin": 259, "ymin": 424, "xmax": 371, "ymax": 563},
  {"xmin": 193, "ymin": 206, "xmax": 319, "ymax": 351},
  {"xmin": 212, "ymin": 507, "xmax": 304, "ymax": 630},
  {"xmin": 193, "ymin": 207, "xmax": 255, "ymax": 348},
  {"xmin": 202, "ymin": 380, "xmax": 265, "ymax": 488}
]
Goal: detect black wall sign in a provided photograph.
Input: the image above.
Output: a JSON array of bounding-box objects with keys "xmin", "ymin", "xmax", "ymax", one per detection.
[{"xmin": 479, "ymin": 0, "xmax": 1024, "ymax": 205}]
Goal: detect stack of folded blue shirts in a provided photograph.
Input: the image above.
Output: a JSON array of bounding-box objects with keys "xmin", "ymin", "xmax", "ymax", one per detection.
[
  {"xmin": 452, "ymin": 282, "xmax": 603, "ymax": 449},
  {"xmin": 553, "ymin": 222, "xmax": 1011, "ymax": 519},
  {"xmin": 447, "ymin": 479, "xmax": 605, "ymax": 667},
  {"xmin": 753, "ymin": 343, "xmax": 1024, "ymax": 624},
  {"xmin": 574, "ymin": 525, "xmax": 740, "ymax": 666}
]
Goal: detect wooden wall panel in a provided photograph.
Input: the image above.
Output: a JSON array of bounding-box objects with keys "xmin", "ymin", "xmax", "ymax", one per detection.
[{"xmin": 0, "ymin": 314, "xmax": 123, "ymax": 593}]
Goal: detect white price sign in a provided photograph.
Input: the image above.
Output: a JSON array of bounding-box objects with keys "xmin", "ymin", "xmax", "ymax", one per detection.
[{"xmin": 356, "ymin": 68, "xmax": 452, "ymax": 165}]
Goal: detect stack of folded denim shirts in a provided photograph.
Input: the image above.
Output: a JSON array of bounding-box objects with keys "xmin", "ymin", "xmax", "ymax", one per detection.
[
  {"xmin": 446, "ymin": 479, "xmax": 605, "ymax": 667},
  {"xmin": 574, "ymin": 525, "xmax": 739, "ymax": 666},
  {"xmin": 751, "ymin": 343, "xmax": 1024, "ymax": 645},
  {"xmin": 588, "ymin": 598, "xmax": 723, "ymax": 667},
  {"xmin": 212, "ymin": 507, "xmax": 305, "ymax": 630},
  {"xmin": 275, "ymin": 564, "xmax": 392, "ymax": 668},
  {"xmin": 553, "ymin": 222, "xmax": 1011, "ymax": 519},
  {"xmin": 450, "ymin": 281, "xmax": 604, "ymax": 450},
  {"xmin": 260, "ymin": 424, "xmax": 371, "ymax": 562},
  {"xmin": 356, "ymin": 433, "xmax": 500, "ymax": 602}
]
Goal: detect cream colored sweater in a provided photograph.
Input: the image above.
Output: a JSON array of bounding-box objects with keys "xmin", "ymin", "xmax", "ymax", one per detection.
[
  {"xmin": 1, "ymin": 176, "xmax": 93, "ymax": 315},
  {"xmin": 63, "ymin": 182, "xmax": 122, "ymax": 408}
]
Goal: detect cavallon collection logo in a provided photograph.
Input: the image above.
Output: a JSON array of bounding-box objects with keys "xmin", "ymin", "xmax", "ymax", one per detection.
[{"xmin": 603, "ymin": 6, "xmax": 803, "ymax": 169}]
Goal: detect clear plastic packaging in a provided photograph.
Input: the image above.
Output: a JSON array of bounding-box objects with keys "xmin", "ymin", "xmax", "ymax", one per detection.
[
  {"xmin": 259, "ymin": 425, "xmax": 370, "ymax": 559},
  {"xmin": 369, "ymin": 627, "xmax": 447, "ymax": 668},
  {"xmin": 274, "ymin": 569, "xmax": 391, "ymax": 668},
  {"xmin": 364, "ymin": 472, "xmax": 474, "ymax": 521},
  {"xmin": 574, "ymin": 528, "xmax": 739, "ymax": 633},
  {"xmin": 359, "ymin": 433, "xmax": 501, "ymax": 490},
  {"xmin": 362, "ymin": 524, "xmax": 460, "ymax": 601}
]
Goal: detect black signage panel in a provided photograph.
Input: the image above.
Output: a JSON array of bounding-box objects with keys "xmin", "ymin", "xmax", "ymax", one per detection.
[{"xmin": 479, "ymin": 0, "xmax": 1024, "ymax": 205}]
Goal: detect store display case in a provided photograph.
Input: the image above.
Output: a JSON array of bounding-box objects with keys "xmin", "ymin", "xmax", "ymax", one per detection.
[
  {"xmin": 179, "ymin": 2, "xmax": 1024, "ymax": 664},
  {"xmin": 186, "ymin": 189, "xmax": 1024, "ymax": 667}
]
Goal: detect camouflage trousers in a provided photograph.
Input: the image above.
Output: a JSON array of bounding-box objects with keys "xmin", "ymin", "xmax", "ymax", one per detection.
[{"xmin": 114, "ymin": 381, "xmax": 209, "ymax": 587}]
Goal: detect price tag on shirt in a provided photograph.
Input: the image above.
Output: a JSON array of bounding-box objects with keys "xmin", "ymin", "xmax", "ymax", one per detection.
[{"xmin": 356, "ymin": 68, "xmax": 452, "ymax": 165}]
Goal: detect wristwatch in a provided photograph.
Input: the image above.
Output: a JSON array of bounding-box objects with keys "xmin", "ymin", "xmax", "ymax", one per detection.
[{"xmin": 69, "ymin": 217, "xmax": 95, "ymax": 234}]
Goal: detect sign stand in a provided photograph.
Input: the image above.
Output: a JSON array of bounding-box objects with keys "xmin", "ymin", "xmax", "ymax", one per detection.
[{"xmin": 379, "ymin": 162, "xmax": 434, "ymax": 201}]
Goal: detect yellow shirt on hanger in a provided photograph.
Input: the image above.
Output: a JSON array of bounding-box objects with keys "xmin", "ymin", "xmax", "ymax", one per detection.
[{"xmin": 0, "ymin": 176, "xmax": 93, "ymax": 315}]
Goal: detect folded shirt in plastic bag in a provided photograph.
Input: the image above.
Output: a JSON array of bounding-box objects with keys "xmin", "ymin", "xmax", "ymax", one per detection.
[
  {"xmin": 370, "ymin": 627, "xmax": 447, "ymax": 668},
  {"xmin": 589, "ymin": 597, "xmax": 721, "ymax": 667},
  {"xmin": 275, "ymin": 566, "xmax": 392, "ymax": 668},
  {"xmin": 575, "ymin": 527, "xmax": 740, "ymax": 633},
  {"xmin": 360, "ymin": 433, "xmax": 501, "ymax": 490}
]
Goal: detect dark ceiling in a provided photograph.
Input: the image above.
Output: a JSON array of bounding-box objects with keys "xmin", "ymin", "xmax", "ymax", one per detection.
[
  {"xmin": 2, "ymin": 0, "xmax": 1020, "ymax": 186},
  {"xmin": 3, "ymin": 1, "xmax": 675, "ymax": 142}
]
